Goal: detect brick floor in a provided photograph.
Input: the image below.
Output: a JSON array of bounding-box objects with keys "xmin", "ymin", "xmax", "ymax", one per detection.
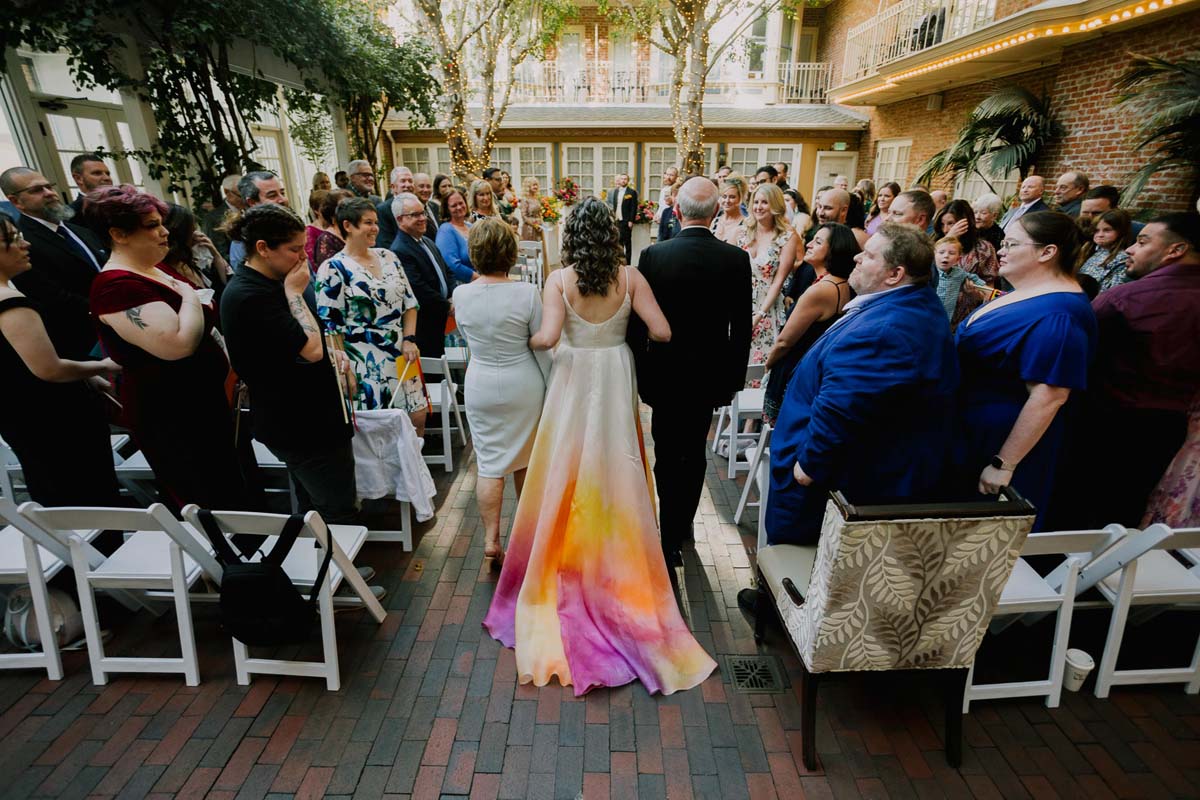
[{"xmin": 2, "ymin": 413, "xmax": 1200, "ymax": 799}]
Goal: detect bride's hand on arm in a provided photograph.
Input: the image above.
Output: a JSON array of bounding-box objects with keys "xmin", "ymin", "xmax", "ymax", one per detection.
[
  {"xmin": 529, "ymin": 272, "xmax": 566, "ymax": 350},
  {"xmin": 630, "ymin": 268, "xmax": 671, "ymax": 342}
]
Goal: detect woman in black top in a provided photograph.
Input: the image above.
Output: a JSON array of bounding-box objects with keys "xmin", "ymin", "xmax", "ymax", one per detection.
[
  {"xmin": 219, "ymin": 204, "xmax": 360, "ymax": 524},
  {"xmin": 0, "ymin": 212, "xmax": 121, "ymax": 505}
]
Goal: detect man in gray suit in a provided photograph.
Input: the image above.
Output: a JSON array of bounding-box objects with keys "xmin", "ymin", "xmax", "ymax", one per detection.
[{"xmin": 1000, "ymin": 175, "xmax": 1049, "ymax": 231}]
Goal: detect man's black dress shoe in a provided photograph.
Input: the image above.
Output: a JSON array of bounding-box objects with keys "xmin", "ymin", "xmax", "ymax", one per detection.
[{"xmin": 664, "ymin": 548, "xmax": 683, "ymax": 568}]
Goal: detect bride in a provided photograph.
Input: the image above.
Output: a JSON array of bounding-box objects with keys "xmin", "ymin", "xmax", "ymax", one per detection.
[{"xmin": 483, "ymin": 197, "xmax": 717, "ymax": 696}]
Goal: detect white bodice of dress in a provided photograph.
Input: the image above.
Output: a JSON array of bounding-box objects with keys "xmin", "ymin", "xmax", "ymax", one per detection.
[{"xmin": 562, "ymin": 291, "xmax": 631, "ymax": 350}]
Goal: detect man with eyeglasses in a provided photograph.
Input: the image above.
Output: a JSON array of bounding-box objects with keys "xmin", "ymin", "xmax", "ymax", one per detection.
[
  {"xmin": 389, "ymin": 192, "xmax": 456, "ymax": 358},
  {"xmin": 347, "ymin": 159, "xmax": 383, "ymax": 206},
  {"xmin": 228, "ymin": 170, "xmax": 289, "ymax": 270},
  {"xmin": 0, "ymin": 166, "xmax": 108, "ymax": 359}
]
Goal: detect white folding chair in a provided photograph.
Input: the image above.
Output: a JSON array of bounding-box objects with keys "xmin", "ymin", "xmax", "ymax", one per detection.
[
  {"xmin": 0, "ymin": 499, "xmax": 64, "ymax": 679},
  {"xmin": 712, "ymin": 364, "xmax": 766, "ymax": 479},
  {"xmin": 963, "ymin": 526, "xmax": 1126, "ymax": 712},
  {"xmin": 180, "ymin": 505, "xmax": 386, "ymax": 690},
  {"xmin": 19, "ymin": 503, "xmax": 212, "ymax": 686},
  {"xmin": 421, "ymin": 355, "xmax": 467, "ymax": 473},
  {"xmin": 733, "ymin": 424, "xmax": 771, "ymax": 527},
  {"xmin": 1084, "ymin": 525, "xmax": 1200, "ymax": 697}
]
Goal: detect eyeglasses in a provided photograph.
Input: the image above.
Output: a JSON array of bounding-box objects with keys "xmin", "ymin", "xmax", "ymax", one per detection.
[
  {"xmin": 352, "ymin": 172, "xmax": 373, "ymax": 179},
  {"xmin": 399, "ymin": 211, "xmax": 426, "ymax": 219},
  {"xmin": 11, "ymin": 182, "xmax": 57, "ymax": 196}
]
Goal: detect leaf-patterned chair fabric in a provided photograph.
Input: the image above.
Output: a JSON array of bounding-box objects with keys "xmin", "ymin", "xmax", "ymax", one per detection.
[{"xmin": 773, "ymin": 498, "xmax": 1034, "ymax": 674}]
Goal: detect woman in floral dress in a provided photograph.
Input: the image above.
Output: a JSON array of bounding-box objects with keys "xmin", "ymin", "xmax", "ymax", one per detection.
[
  {"xmin": 316, "ymin": 197, "xmax": 429, "ymax": 435},
  {"xmin": 737, "ymin": 183, "xmax": 796, "ymax": 384}
]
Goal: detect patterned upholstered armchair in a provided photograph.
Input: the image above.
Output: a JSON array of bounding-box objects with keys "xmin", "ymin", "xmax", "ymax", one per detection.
[{"xmin": 754, "ymin": 490, "xmax": 1035, "ymax": 769}]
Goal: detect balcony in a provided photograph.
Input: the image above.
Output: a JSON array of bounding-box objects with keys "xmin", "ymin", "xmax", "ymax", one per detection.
[
  {"xmin": 842, "ymin": 0, "xmax": 997, "ymax": 83},
  {"xmin": 478, "ymin": 60, "xmax": 834, "ymax": 105}
]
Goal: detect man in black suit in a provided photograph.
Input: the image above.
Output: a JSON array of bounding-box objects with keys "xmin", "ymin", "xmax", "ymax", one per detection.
[
  {"xmin": 607, "ymin": 173, "xmax": 638, "ymax": 263},
  {"xmin": 1, "ymin": 166, "xmax": 107, "ymax": 359},
  {"xmin": 67, "ymin": 153, "xmax": 114, "ymax": 242},
  {"xmin": 376, "ymin": 165, "xmax": 413, "ymax": 248},
  {"xmin": 389, "ymin": 192, "xmax": 457, "ymax": 358},
  {"xmin": 1000, "ymin": 175, "xmax": 1049, "ymax": 231},
  {"xmin": 628, "ymin": 176, "xmax": 753, "ymax": 566}
]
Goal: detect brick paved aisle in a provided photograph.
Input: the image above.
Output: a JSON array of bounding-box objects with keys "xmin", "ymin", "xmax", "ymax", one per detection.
[{"xmin": 1, "ymin": 409, "xmax": 1199, "ymax": 799}]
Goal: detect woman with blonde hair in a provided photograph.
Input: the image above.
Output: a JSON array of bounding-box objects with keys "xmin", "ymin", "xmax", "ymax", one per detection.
[
  {"xmin": 738, "ymin": 183, "xmax": 796, "ymax": 376},
  {"xmin": 469, "ymin": 179, "xmax": 499, "ymax": 222},
  {"xmin": 518, "ymin": 176, "xmax": 544, "ymax": 242},
  {"xmin": 712, "ymin": 174, "xmax": 749, "ymax": 245}
]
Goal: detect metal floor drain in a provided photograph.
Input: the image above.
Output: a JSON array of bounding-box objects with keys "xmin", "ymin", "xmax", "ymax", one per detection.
[{"xmin": 723, "ymin": 654, "xmax": 788, "ymax": 694}]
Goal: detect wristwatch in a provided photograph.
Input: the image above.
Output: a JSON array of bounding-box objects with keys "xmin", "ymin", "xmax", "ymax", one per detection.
[
  {"xmin": 402, "ymin": 335, "xmax": 419, "ymax": 345},
  {"xmin": 989, "ymin": 455, "xmax": 1016, "ymax": 471}
]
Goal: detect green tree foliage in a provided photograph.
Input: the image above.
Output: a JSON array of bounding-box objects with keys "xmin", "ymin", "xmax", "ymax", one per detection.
[
  {"xmin": 915, "ymin": 85, "xmax": 1064, "ymax": 193},
  {"xmin": 1114, "ymin": 53, "xmax": 1200, "ymax": 207},
  {"xmin": 1, "ymin": 0, "xmax": 436, "ymax": 201}
]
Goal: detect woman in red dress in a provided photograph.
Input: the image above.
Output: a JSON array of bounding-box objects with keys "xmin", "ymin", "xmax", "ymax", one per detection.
[{"xmin": 87, "ymin": 185, "xmax": 247, "ymax": 510}]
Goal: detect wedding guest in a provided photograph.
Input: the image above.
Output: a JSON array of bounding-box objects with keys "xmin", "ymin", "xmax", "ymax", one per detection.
[
  {"xmin": 846, "ymin": 192, "xmax": 869, "ymax": 247},
  {"xmin": 932, "ymin": 235, "xmax": 988, "ymax": 330},
  {"xmin": 88, "ymin": 185, "xmax": 247, "ymax": 510},
  {"xmin": 2, "ymin": 166, "xmax": 107, "ymax": 360},
  {"xmin": 518, "ymin": 177, "xmax": 543, "ymax": 243},
  {"xmin": 888, "ymin": 189, "xmax": 935, "ymax": 233},
  {"xmin": 712, "ymin": 175, "xmax": 749, "ymax": 245},
  {"xmin": 931, "ymin": 189, "xmax": 949, "ymax": 213},
  {"xmin": 375, "ymin": 166, "xmax": 413, "ymax": 248},
  {"xmin": 469, "ymin": 179, "xmax": 500, "ymax": 222},
  {"xmin": 312, "ymin": 172, "xmax": 331, "ymax": 192},
  {"xmin": 763, "ymin": 222, "xmax": 958, "ymax": 548},
  {"xmin": 833, "ymin": 174, "xmax": 849, "ymax": 191},
  {"xmin": 739, "ymin": 183, "xmax": 796, "ymax": 375},
  {"xmin": 390, "ymin": 192, "xmax": 456, "ymax": 357},
  {"xmin": 316, "ymin": 197, "xmax": 428, "ymax": 434},
  {"xmin": 1000, "ymin": 175, "xmax": 1048, "ymax": 231},
  {"xmin": 430, "ymin": 173, "xmax": 452, "ymax": 220},
  {"xmin": 608, "ymin": 173, "xmax": 638, "ymax": 263},
  {"xmin": 955, "ymin": 212, "xmax": 1095, "ymax": 530},
  {"xmin": 436, "ymin": 188, "xmax": 476, "ymax": 283},
  {"xmin": 228, "ymin": 170, "xmax": 288, "ymax": 269},
  {"xmin": 221, "ymin": 204, "xmax": 359, "ymax": 524},
  {"xmin": 773, "ymin": 162, "xmax": 790, "ymax": 192},
  {"xmin": 335, "ymin": 171, "xmax": 350, "ymax": 189},
  {"xmin": 1142, "ymin": 392, "xmax": 1200, "ymax": 528},
  {"xmin": 1069, "ymin": 212, "xmax": 1200, "ymax": 528},
  {"xmin": 499, "ymin": 171, "xmax": 518, "ymax": 214},
  {"xmin": 306, "ymin": 189, "xmax": 329, "ymax": 257},
  {"xmin": 311, "ymin": 189, "xmax": 351, "ymax": 272},
  {"xmin": 853, "ymin": 179, "xmax": 876, "ymax": 213},
  {"xmin": 414, "ymin": 172, "xmax": 438, "ymax": 234},
  {"xmin": 866, "ymin": 181, "xmax": 900, "ymax": 235},
  {"xmin": 0, "ymin": 212, "xmax": 121, "ymax": 506},
  {"xmin": 1077, "ymin": 209, "xmax": 1134, "ymax": 295},
  {"xmin": 763, "ymin": 223, "xmax": 857, "ymax": 424},
  {"xmin": 346, "ymin": 159, "xmax": 382, "ymax": 205},
  {"xmin": 972, "ymin": 192, "xmax": 1005, "ymax": 253},
  {"xmin": 783, "ymin": 189, "xmax": 812, "ymax": 237},
  {"xmin": 815, "ymin": 188, "xmax": 849, "ymax": 227},
  {"xmin": 452, "ymin": 217, "xmax": 550, "ymax": 563},
  {"xmin": 67, "ymin": 153, "xmax": 114, "ymax": 242},
  {"xmin": 658, "ymin": 181, "xmax": 681, "ymax": 242},
  {"xmin": 1054, "ymin": 171, "xmax": 1089, "ymax": 218},
  {"xmin": 934, "ymin": 199, "xmax": 999, "ymax": 287},
  {"xmin": 163, "ymin": 203, "xmax": 231, "ymax": 301}
]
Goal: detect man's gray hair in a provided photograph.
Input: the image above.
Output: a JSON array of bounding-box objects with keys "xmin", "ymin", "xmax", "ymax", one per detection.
[
  {"xmin": 238, "ymin": 170, "xmax": 277, "ymax": 202},
  {"xmin": 973, "ymin": 193, "xmax": 1003, "ymax": 215},
  {"xmin": 391, "ymin": 192, "xmax": 421, "ymax": 221},
  {"xmin": 390, "ymin": 165, "xmax": 412, "ymax": 182},
  {"xmin": 220, "ymin": 173, "xmax": 242, "ymax": 192},
  {"xmin": 676, "ymin": 176, "xmax": 719, "ymax": 221}
]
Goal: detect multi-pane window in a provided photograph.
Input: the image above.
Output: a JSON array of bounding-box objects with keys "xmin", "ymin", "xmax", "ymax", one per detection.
[
  {"xmin": 564, "ymin": 144, "xmax": 633, "ymax": 198},
  {"xmin": 873, "ymin": 139, "xmax": 912, "ymax": 186},
  {"xmin": 955, "ymin": 162, "xmax": 1018, "ymax": 204},
  {"xmin": 518, "ymin": 146, "xmax": 550, "ymax": 190},
  {"xmin": 726, "ymin": 145, "xmax": 798, "ymax": 182},
  {"xmin": 728, "ymin": 146, "xmax": 759, "ymax": 177},
  {"xmin": 397, "ymin": 146, "xmax": 432, "ymax": 176},
  {"xmin": 565, "ymin": 145, "xmax": 596, "ymax": 197},
  {"xmin": 601, "ymin": 146, "xmax": 633, "ymax": 193},
  {"xmin": 646, "ymin": 145, "xmax": 679, "ymax": 186}
]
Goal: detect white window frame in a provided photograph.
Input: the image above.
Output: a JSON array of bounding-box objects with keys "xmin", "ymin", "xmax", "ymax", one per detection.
[
  {"xmin": 954, "ymin": 162, "xmax": 1019, "ymax": 204},
  {"xmin": 724, "ymin": 143, "xmax": 800, "ymax": 187},
  {"xmin": 492, "ymin": 142, "xmax": 553, "ymax": 195},
  {"xmin": 562, "ymin": 142, "xmax": 635, "ymax": 199},
  {"xmin": 872, "ymin": 138, "xmax": 912, "ymax": 186}
]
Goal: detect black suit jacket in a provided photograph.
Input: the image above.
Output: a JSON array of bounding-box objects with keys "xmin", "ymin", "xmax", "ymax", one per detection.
[
  {"xmin": 375, "ymin": 195, "xmax": 397, "ymax": 249},
  {"xmin": 14, "ymin": 214, "xmax": 107, "ymax": 359},
  {"xmin": 390, "ymin": 231, "xmax": 457, "ymax": 357},
  {"xmin": 627, "ymin": 226, "xmax": 752, "ymax": 409},
  {"xmin": 608, "ymin": 186, "xmax": 638, "ymax": 227}
]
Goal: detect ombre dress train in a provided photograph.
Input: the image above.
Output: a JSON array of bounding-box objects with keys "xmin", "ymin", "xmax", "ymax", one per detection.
[{"xmin": 483, "ymin": 270, "xmax": 717, "ymax": 696}]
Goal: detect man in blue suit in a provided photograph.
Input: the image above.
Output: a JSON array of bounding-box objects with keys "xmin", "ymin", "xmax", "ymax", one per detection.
[{"xmin": 764, "ymin": 222, "xmax": 960, "ymax": 546}]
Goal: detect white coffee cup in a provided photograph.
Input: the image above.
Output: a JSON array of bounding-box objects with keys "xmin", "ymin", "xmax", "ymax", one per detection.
[{"xmin": 1063, "ymin": 648, "xmax": 1094, "ymax": 692}]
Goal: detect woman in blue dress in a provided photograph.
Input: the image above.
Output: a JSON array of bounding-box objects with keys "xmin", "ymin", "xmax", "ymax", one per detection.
[{"xmin": 955, "ymin": 211, "xmax": 1097, "ymax": 529}]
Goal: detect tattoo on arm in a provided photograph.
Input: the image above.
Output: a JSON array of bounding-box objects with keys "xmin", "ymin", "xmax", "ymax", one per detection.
[
  {"xmin": 124, "ymin": 305, "xmax": 147, "ymax": 330},
  {"xmin": 288, "ymin": 294, "xmax": 318, "ymax": 334}
]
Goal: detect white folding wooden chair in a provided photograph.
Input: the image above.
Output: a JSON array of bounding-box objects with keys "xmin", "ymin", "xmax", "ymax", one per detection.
[
  {"xmin": 712, "ymin": 364, "xmax": 766, "ymax": 478},
  {"xmin": 963, "ymin": 526, "xmax": 1127, "ymax": 712},
  {"xmin": 1083, "ymin": 525, "xmax": 1200, "ymax": 697},
  {"xmin": 733, "ymin": 424, "xmax": 772, "ymax": 528},
  {"xmin": 117, "ymin": 440, "xmax": 296, "ymax": 510},
  {"xmin": 179, "ymin": 505, "xmax": 386, "ymax": 690},
  {"xmin": 0, "ymin": 499, "xmax": 64, "ymax": 679},
  {"xmin": 19, "ymin": 503, "xmax": 212, "ymax": 686},
  {"xmin": 421, "ymin": 355, "xmax": 467, "ymax": 473}
]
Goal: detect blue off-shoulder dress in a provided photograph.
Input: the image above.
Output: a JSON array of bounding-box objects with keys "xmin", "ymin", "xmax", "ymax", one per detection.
[{"xmin": 954, "ymin": 291, "xmax": 1097, "ymax": 529}]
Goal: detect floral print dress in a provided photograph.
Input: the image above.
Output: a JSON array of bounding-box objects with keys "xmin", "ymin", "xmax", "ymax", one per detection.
[
  {"xmin": 739, "ymin": 226, "xmax": 794, "ymax": 385},
  {"xmin": 316, "ymin": 248, "xmax": 429, "ymax": 413}
]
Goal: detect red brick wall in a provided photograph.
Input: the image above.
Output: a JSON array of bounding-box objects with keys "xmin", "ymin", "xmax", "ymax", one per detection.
[
  {"xmin": 994, "ymin": 0, "xmax": 1045, "ymax": 18},
  {"xmin": 816, "ymin": 0, "xmax": 886, "ymax": 86},
  {"xmin": 852, "ymin": 9, "xmax": 1200, "ymax": 211}
]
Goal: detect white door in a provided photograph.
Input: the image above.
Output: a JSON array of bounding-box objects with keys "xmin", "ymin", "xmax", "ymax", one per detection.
[
  {"xmin": 39, "ymin": 103, "xmax": 144, "ymax": 200},
  {"xmin": 812, "ymin": 151, "xmax": 859, "ymax": 199}
]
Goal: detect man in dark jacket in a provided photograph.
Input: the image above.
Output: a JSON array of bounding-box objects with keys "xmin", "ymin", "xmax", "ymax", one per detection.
[
  {"xmin": 389, "ymin": 192, "xmax": 457, "ymax": 358},
  {"xmin": 628, "ymin": 176, "xmax": 752, "ymax": 567}
]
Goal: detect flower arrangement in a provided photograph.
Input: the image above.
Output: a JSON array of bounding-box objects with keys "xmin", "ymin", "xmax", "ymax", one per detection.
[
  {"xmin": 539, "ymin": 195, "xmax": 562, "ymax": 225},
  {"xmin": 633, "ymin": 199, "xmax": 658, "ymax": 224},
  {"xmin": 554, "ymin": 177, "xmax": 580, "ymax": 205}
]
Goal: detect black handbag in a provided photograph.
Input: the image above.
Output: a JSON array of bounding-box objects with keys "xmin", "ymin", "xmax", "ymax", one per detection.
[{"xmin": 195, "ymin": 509, "xmax": 334, "ymax": 646}]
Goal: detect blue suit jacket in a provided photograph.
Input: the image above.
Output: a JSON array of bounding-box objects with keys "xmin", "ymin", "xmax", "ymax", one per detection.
[{"xmin": 765, "ymin": 283, "xmax": 960, "ymax": 544}]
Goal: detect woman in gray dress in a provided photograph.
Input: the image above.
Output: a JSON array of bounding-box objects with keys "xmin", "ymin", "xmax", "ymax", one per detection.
[{"xmin": 453, "ymin": 217, "xmax": 551, "ymax": 565}]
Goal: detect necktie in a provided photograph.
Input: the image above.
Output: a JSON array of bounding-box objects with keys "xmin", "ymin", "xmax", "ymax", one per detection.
[
  {"xmin": 56, "ymin": 225, "xmax": 99, "ymax": 270},
  {"xmin": 417, "ymin": 239, "xmax": 448, "ymax": 298}
]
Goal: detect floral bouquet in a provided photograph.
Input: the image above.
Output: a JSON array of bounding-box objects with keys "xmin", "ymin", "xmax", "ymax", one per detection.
[
  {"xmin": 540, "ymin": 195, "xmax": 562, "ymax": 225},
  {"xmin": 554, "ymin": 178, "xmax": 579, "ymax": 205},
  {"xmin": 633, "ymin": 199, "xmax": 658, "ymax": 224}
]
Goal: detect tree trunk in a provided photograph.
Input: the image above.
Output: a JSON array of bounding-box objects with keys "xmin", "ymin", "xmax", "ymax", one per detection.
[{"xmin": 680, "ymin": 23, "xmax": 709, "ymax": 174}]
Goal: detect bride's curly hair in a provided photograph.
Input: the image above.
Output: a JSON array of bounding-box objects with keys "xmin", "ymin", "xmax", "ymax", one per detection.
[{"xmin": 562, "ymin": 196, "xmax": 623, "ymax": 296}]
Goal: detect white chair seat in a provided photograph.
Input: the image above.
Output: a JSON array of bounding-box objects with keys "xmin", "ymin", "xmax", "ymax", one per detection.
[
  {"xmin": 88, "ymin": 530, "xmax": 211, "ymax": 587},
  {"xmin": 444, "ymin": 347, "xmax": 469, "ymax": 369},
  {"xmin": 268, "ymin": 525, "xmax": 367, "ymax": 591},
  {"xmin": 998, "ymin": 558, "xmax": 1061, "ymax": 609},
  {"xmin": 737, "ymin": 388, "xmax": 765, "ymax": 411},
  {"xmin": 0, "ymin": 524, "xmax": 64, "ymax": 579},
  {"xmin": 757, "ymin": 543, "xmax": 817, "ymax": 602},
  {"xmin": 1098, "ymin": 550, "xmax": 1200, "ymax": 602}
]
